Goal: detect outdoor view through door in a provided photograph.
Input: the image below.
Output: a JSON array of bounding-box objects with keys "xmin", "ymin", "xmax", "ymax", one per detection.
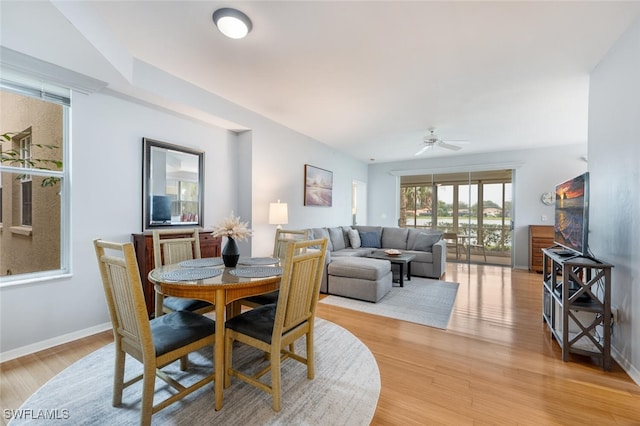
[{"xmin": 400, "ymin": 170, "xmax": 513, "ymax": 266}]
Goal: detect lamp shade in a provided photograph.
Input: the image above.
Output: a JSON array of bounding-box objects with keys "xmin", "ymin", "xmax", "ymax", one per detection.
[{"xmin": 268, "ymin": 200, "xmax": 288, "ymax": 227}]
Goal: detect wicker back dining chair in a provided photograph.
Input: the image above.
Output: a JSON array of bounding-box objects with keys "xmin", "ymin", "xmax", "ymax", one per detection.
[
  {"xmin": 240, "ymin": 228, "xmax": 310, "ymax": 309},
  {"xmin": 152, "ymin": 228, "xmax": 214, "ymax": 315},
  {"xmin": 224, "ymin": 238, "xmax": 328, "ymax": 411},
  {"xmin": 272, "ymin": 229, "xmax": 310, "ymax": 263},
  {"xmin": 94, "ymin": 239, "xmax": 215, "ymax": 426}
]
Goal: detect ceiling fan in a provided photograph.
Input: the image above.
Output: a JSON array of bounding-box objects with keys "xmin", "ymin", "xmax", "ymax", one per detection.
[{"xmin": 414, "ymin": 129, "xmax": 468, "ymax": 156}]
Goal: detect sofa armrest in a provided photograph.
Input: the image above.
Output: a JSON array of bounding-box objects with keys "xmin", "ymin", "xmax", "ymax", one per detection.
[{"xmin": 431, "ymin": 239, "xmax": 447, "ymax": 278}]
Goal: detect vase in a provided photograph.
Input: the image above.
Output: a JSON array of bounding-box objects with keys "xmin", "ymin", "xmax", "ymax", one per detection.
[{"xmin": 222, "ymin": 237, "xmax": 240, "ymax": 267}]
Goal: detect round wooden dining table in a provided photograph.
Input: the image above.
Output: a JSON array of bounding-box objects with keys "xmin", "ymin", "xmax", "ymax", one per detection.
[{"xmin": 148, "ymin": 260, "xmax": 281, "ymax": 410}]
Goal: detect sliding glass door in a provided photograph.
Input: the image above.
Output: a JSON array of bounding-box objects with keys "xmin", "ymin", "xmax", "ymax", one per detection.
[{"xmin": 400, "ymin": 170, "xmax": 512, "ymax": 266}]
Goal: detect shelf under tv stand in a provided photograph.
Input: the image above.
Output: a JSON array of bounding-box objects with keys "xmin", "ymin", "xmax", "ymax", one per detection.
[{"xmin": 541, "ymin": 247, "xmax": 613, "ymax": 370}]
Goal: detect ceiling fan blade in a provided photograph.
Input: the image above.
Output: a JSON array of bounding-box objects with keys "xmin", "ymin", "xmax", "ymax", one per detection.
[
  {"xmin": 414, "ymin": 145, "xmax": 432, "ymax": 156},
  {"xmin": 439, "ymin": 142, "xmax": 462, "ymax": 151}
]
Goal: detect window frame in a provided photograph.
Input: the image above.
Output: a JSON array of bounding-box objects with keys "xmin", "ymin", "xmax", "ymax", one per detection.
[{"xmin": 0, "ymin": 81, "xmax": 71, "ymax": 286}]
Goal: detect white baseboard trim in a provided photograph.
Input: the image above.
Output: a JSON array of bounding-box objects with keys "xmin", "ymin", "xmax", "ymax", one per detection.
[
  {"xmin": 0, "ymin": 322, "xmax": 112, "ymax": 363},
  {"xmin": 612, "ymin": 346, "xmax": 640, "ymax": 386}
]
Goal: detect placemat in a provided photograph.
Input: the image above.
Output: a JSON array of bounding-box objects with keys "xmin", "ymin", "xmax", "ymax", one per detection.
[
  {"xmin": 178, "ymin": 258, "xmax": 224, "ymax": 268},
  {"xmin": 161, "ymin": 268, "xmax": 223, "ymax": 281},
  {"xmin": 237, "ymin": 257, "xmax": 279, "ymax": 266},
  {"xmin": 230, "ymin": 267, "xmax": 282, "ymax": 278}
]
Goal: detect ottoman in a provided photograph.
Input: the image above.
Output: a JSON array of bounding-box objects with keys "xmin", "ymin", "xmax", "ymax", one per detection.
[{"xmin": 327, "ymin": 257, "xmax": 393, "ymax": 302}]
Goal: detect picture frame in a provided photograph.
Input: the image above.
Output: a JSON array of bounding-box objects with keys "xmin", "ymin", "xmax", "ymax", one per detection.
[
  {"xmin": 304, "ymin": 164, "xmax": 333, "ymax": 207},
  {"xmin": 142, "ymin": 138, "xmax": 204, "ymax": 230}
]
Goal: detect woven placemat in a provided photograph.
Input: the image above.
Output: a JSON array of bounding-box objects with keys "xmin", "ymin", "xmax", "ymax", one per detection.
[
  {"xmin": 230, "ymin": 267, "xmax": 282, "ymax": 278},
  {"xmin": 161, "ymin": 268, "xmax": 223, "ymax": 281},
  {"xmin": 178, "ymin": 258, "xmax": 224, "ymax": 268},
  {"xmin": 237, "ymin": 257, "xmax": 279, "ymax": 266}
]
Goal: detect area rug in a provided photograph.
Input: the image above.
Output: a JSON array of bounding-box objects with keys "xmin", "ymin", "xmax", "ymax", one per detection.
[
  {"xmin": 10, "ymin": 319, "xmax": 379, "ymax": 426},
  {"xmin": 319, "ymin": 278, "xmax": 459, "ymax": 329}
]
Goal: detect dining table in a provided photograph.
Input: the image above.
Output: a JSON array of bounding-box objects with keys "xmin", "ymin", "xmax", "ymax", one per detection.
[{"xmin": 148, "ymin": 257, "xmax": 282, "ymax": 410}]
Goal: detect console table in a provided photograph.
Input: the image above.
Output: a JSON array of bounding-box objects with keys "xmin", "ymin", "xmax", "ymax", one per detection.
[
  {"xmin": 529, "ymin": 225, "xmax": 553, "ymax": 273},
  {"xmin": 131, "ymin": 230, "xmax": 221, "ymax": 317},
  {"xmin": 541, "ymin": 247, "xmax": 613, "ymax": 370}
]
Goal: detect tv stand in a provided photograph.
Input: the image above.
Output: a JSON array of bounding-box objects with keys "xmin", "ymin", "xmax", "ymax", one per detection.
[{"xmin": 541, "ymin": 248, "xmax": 613, "ymax": 370}]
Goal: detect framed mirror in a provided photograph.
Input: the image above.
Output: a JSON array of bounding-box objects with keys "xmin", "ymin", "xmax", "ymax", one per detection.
[{"xmin": 142, "ymin": 137, "xmax": 204, "ymax": 230}]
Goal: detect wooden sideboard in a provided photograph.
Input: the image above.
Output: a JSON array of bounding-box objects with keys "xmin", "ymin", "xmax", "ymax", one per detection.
[
  {"xmin": 132, "ymin": 230, "xmax": 222, "ymax": 317},
  {"xmin": 529, "ymin": 225, "xmax": 554, "ymax": 273}
]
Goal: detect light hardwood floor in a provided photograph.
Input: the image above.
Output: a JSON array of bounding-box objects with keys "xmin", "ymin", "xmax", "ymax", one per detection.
[{"xmin": 1, "ymin": 264, "xmax": 639, "ymax": 425}]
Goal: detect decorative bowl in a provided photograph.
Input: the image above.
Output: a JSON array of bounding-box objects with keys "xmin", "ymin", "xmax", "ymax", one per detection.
[{"xmin": 384, "ymin": 249, "xmax": 401, "ymax": 256}]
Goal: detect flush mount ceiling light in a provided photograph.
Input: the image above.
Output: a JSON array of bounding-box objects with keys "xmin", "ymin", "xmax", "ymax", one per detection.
[{"xmin": 212, "ymin": 8, "xmax": 252, "ymax": 39}]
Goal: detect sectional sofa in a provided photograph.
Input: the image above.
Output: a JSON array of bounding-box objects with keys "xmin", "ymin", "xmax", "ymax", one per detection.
[{"xmin": 306, "ymin": 225, "xmax": 446, "ymax": 297}]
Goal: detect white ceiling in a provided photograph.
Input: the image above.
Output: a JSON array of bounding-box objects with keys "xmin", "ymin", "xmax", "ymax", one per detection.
[{"xmin": 9, "ymin": 1, "xmax": 640, "ymax": 163}]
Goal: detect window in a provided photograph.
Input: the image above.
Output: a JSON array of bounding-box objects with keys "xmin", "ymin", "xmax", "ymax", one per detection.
[
  {"xmin": 401, "ymin": 170, "xmax": 513, "ymax": 266},
  {"xmin": 19, "ymin": 134, "xmax": 33, "ymax": 226},
  {"xmin": 0, "ymin": 76, "xmax": 69, "ymax": 283}
]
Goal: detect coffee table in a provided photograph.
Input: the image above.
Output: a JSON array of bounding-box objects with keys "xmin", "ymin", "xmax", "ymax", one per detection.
[{"xmin": 366, "ymin": 252, "xmax": 416, "ymax": 287}]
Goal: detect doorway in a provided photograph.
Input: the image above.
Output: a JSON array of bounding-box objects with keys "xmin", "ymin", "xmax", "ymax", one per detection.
[{"xmin": 352, "ymin": 180, "xmax": 367, "ymax": 226}]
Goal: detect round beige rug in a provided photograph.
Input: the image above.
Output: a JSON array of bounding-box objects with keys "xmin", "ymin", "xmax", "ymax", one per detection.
[{"xmin": 10, "ymin": 318, "xmax": 380, "ymax": 425}]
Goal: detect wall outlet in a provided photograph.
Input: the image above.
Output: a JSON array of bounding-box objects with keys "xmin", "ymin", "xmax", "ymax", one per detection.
[{"xmin": 541, "ymin": 214, "xmax": 548, "ymax": 221}]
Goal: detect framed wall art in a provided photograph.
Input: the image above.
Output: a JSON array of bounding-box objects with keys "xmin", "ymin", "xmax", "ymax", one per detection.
[{"xmin": 304, "ymin": 164, "xmax": 333, "ymax": 207}]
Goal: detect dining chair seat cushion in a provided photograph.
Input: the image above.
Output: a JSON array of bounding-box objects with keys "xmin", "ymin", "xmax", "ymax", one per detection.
[
  {"xmin": 151, "ymin": 311, "xmax": 215, "ymax": 356},
  {"xmin": 163, "ymin": 296, "xmax": 212, "ymax": 313},
  {"xmin": 225, "ymin": 303, "xmax": 278, "ymax": 344},
  {"xmin": 241, "ymin": 291, "xmax": 279, "ymax": 306}
]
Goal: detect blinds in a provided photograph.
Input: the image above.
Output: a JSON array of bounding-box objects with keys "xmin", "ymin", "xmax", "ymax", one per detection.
[{"xmin": 401, "ymin": 169, "xmax": 512, "ymax": 186}]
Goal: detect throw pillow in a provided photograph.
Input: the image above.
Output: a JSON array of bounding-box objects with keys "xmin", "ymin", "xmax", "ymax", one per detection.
[
  {"xmin": 412, "ymin": 232, "xmax": 442, "ymax": 252},
  {"xmin": 348, "ymin": 228, "xmax": 361, "ymax": 248},
  {"xmin": 359, "ymin": 231, "xmax": 381, "ymax": 248}
]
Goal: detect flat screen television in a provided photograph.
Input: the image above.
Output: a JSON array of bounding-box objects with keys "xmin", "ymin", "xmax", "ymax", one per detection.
[
  {"xmin": 151, "ymin": 195, "xmax": 172, "ymax": 223},
  {"xmin": 554, "ymin": 172, "xmax": 589, "ymax": 256}
]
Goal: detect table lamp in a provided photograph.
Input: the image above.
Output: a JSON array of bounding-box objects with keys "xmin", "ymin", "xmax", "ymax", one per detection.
[{"xmin": 268, "ymin": 200, "xmax": 288, "ymax": 229}]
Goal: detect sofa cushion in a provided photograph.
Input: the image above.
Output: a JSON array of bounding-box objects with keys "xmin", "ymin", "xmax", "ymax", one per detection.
[
  {"xmin": 328, "ymin": 257, "xmax": 391, "ymax": 280},
  {"xmin": 354, "ymin": 225, "xmax": 383, "ymax": 235},
  {"xmin": 381, "ymin": 227, "xmax": 409, "ymax": 250},
  {"xmin": 412, "ymin": 231, "xmax": 443, "ymax": 252},
  {"xmin": 359, "ymin": 231, "xmax": 381, "ymax": 248},
  {"xmin": 407, "ymin": 228, "xmax": 442, "ymax": 250},
  {"xmin": 328, "ymin": 227, "xmax": 347, "ymax": 251},
  {"xmin": 332, "ymin": 248, "xmax": 372, "ymax": 257},
  {"xmin": 311, "ymin": 228, "xmax": 333, "ymax": 252},
  {"xmin": 347, "ymin": 228, "xmax": 361, "ymax": 248}
]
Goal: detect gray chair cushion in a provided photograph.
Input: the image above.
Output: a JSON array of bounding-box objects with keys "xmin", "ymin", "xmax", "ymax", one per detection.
[
  {"xmin": 163, "ymin": 296, "xmax": 212, "ymax": 313},
  {"xmin": 151, "ymin": 311, "xmax": 214, "ymax": 356},
  {"xmin": 225, "ymin": 303, "xmax": 277, "ymax": 344},
  {"xmin": 242, "ymin": 291, "xmax": 279, "ymax": 306}
]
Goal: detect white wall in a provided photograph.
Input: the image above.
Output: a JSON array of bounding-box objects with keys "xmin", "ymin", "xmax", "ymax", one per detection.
[
  {"xmin": 0, "ymin": 4, "xmax": 367, "ymax": 357},
  {"xmin": 0, "ymin": 91, "xmax": 236, "ymax": 355},
  {"xmin": 588, "ymin": 16, "xmax": 640, "ymax": 383},
  {"xmin": 367, "ymin": 145, "xmax": 587, "ymax": 269}
]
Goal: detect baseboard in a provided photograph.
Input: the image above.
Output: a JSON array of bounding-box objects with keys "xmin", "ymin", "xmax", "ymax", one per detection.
[
  {"xmin": 612, "ymin": 345, "xmax": 640, "ymax": 386},
  {"xmin": 0, "ymin": 322, "xmax": 112, "ymax": 363}
]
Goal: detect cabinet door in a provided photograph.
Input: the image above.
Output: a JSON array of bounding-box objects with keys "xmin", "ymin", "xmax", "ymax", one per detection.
[{"xmin": 200, "ymin": 233, "xmax": 221, "ymax": 257}]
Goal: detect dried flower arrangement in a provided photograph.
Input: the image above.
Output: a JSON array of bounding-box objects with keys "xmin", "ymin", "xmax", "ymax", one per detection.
[{"xmin": 211, "ymin": 212, "xmax": 253, "ymax": 241}]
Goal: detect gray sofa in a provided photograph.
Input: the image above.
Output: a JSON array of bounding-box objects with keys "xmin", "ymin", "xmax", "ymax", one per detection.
[{"xmin": 306, "ymin": 225, "xmax": 446, "ymax": 294}]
